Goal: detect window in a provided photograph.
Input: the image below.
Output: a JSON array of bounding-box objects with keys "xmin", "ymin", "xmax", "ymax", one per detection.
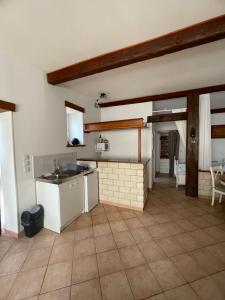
[{"xmin": 65, "ymin": 101, "xmax": 85, "ymax": 146}]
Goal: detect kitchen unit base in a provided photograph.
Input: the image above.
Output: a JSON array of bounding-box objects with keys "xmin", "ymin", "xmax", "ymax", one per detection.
[
  {"xmin": 36, "ymin": 175, "xmax": 84, "ymax": 233},
  {"xmin": 98, "ymin": 160, "xmax": 149, "ymax": 211}
]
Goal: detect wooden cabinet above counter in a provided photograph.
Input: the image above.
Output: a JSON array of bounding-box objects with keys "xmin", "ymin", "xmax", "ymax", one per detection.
[{"xmin": 84, "ymin": 118, "xmax": 144, "ymax": 133}]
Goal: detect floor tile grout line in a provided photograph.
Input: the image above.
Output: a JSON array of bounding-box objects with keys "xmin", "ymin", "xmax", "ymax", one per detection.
[
  {"xmin": 2, "ymin": 194, "xmax": 225, "ymax": 299},
  {"xmin": 38, "ymin": 234, "xmax": 56, "ymax": 296}
]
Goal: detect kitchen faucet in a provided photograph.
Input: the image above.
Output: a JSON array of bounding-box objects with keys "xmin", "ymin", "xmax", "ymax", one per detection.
[{"xmin": 53, "ymin": 159, "xmax": 61, "ymax": 175}]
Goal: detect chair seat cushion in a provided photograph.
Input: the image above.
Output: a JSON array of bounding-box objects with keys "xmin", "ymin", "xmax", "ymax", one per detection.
[{"xmin": 215, "ymin": 183, "xmax": 225, "ymax": 192}]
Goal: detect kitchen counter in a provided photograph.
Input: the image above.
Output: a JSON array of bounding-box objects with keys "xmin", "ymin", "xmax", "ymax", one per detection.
[
  {"xmin": 77, "ymin": 157, "xmax": 149, "ymax": 165},
  {"xmin": 77, "ymin": 158, "xmax": 149, "ymax": 211}
]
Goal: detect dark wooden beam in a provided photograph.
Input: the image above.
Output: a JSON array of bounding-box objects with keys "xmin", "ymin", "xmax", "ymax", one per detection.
[
  {"xmin": 0, "ymin": 100, "xmax": 16, "ymax": 112},
  {"xmin": 65, "ymin": 101, "xmax": 85, "ymax": 113},
  {"xmin": 211, "ymin": 125, "xmax": 225, "ymax": 138},
  {"xmin": 100, "ymin": 83, "xmax": 225, "ymax": 108},
  {"xmin": 47, "ymin": 14, "xmax": 225, "ymax": 84},
  {"xmin": 186, "ymin": 94, "xmax": 199, "ymax": 198},
  {"xmin": 211, "ymin": 107, "xmax": 225, "ymax": 114},
  {"xmin": 147, "ymin": 112, "xmax": 187, "ymax": 123}
]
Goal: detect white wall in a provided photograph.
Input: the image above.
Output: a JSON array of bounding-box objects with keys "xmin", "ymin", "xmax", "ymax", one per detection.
[
  {"xmin": 100, "ymin": 102, "xmax": 152, "ymax": 160},
  {"xmin": 0, "ymin": 52, "xmax": 99, "ymax": 232},
  {"xmin": 0, "ymin": 112, "xmax": 18, "ymax": 233},
  {"xmin": 211, "ymin": 113, "xmax": 225, "ymax": 162}
]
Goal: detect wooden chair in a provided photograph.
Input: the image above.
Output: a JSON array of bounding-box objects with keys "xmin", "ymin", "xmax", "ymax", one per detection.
[{"xmin": 210, "ymin": 166, "xmax": 225, "ymax": 206}]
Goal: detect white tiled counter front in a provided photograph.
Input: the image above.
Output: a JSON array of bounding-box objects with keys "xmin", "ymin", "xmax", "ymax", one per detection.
[
  {"xmin": 98, "ymin": 161, "xmax": 148, "ymax": 211},
  {"xmin": 198, "ymin": 171, "xmax": 212, "ymax": 198}
]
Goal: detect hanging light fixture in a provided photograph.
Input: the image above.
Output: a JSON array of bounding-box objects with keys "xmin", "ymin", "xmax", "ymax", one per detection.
[{"xmin": 94, "ymin": 92, "xmax": 109, "ymax": 108}]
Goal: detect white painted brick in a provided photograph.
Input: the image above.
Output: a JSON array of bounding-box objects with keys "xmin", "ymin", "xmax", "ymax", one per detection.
[
  {"xmin": 131, "ymin": 176, "xmax": 143, "ymax": 183},
  {"xmin": 119, "ymin": 163, "xmax": 131, "ymax": 169},
  {"xmin": 98, "ymin": 162, "xmax": 108, "ymax": 168},
  {"xmin": 119, "ymin": 186, "xmax": 130, "ymax": 193},
  {"xmin": 114, "ymin": 180, "xmax": 124, "ymax": 186},
  {"xmin": 125, "ymin": 193, "xmax": 137, "ymax": 201},
  {"xmin": 99, "ymin": 173, "xmax": 108, "ymax": 179},
  {"xmin": 119, "ymin": 174, "xmax": 131, "ymax": 181},
  {"xmin": 136, "ymin": 170, "xmax": 143, "ymax": 176},
  {"xmin": 137, "ymin": 195, "xmax": 144, "ymax": 202},
  {"xmin": 204, "ymin": 185, "xmax": 211, "ymax": 191},
  {"xmin": 108, "ymin": 185, "xmax": 119, "ymax": 192},
  {"xmin": 104, "ymin": 190, "xmax": 114, "ymax": 196},
  {"xmin": 131, "ymin": 188, "xmax": 144, "ymax": 195},
  {"xmin": 102, "ymin": 179, "xmax": 113, "ymax": 185},
  {"xmin": 108, "ymin": 162, "xmax": 119, "ymax": 169},
  {"xmin": 108, "ymin": 173, "xmax": 118, "ymax": 180},
  {"xmin": 137, "ymin": 182, "xmax": 144, "ymax": 189},
  {"xmin": 99, "ymin": 184, "xmax": 108, "ymax": 191},
  {"xmin": 100, "ymin": 189, "xmax": 109, "ymax": 197},
  {"xmin": 113, "ymin": 168, "xmax": 125, "ymax": 175},
  {"xmin": 114, "ymin": 192, "xmax": 125, "ymax": 199},
  {"xmin": 104, "ymin": 168, "xmax": 113, "ymax": 174},
  {"xmin": 124, "ymin": 181, "xmax": 136, "ymax": 188},
  {"xmin": 130, "ymin": 164, "xmax": 144, "ymax": 170},
  {"xmin": 125, "ymin": 169, "xmax": 137, "ymax": 175}
]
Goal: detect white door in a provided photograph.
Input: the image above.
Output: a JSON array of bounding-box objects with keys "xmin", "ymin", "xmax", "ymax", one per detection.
[
  {"xmin": 86, "ymin": 172, "xmax": 98, "ymax": 212},
  {"xmin": 59, "ymin": 176, "xmax": 84, "ymax": 227}
]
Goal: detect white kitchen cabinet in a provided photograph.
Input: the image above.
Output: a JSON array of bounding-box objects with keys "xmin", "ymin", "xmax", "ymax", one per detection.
[{"xmin": 36, "ymin": 175, "xmax": 84, "ymax": 233}]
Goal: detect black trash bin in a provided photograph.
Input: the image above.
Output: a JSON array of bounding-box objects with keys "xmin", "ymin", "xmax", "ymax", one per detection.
[{"xmin": 21, "ymin": 205, "xmax": 44, "ymax": 238}]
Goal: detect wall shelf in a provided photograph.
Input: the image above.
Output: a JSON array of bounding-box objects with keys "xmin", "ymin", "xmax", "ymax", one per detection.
[
  {"xmin": 66, "ymin": 144, "xmax": 86, "ymax": 148},
  {"xmin": 84, "ymin": 118, "xmax": 144, "ymax": 162},
  {"xmin": 84, "ymin": 118, "xmax": 144, "ymax": 133},
  {"xmin": 211, "ymin": 125, "xmax": 225, "ymax": 139}
]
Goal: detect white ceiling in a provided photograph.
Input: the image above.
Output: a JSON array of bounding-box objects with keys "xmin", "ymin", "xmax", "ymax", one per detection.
[
  {"xmin": 0, "ymin": 0, "xmax": 224, "ymax": 72},
  {"xmin": 0, "ymin": 0, "xmax": 225, "ymax": 106}
]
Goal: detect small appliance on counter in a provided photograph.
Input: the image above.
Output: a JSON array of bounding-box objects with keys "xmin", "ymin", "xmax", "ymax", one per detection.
[{"xmin": 95, "ymin": 134, "xmax": 110, "ymax": 152}]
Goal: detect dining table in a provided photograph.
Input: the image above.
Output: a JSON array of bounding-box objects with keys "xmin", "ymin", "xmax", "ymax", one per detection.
[{"xmin": 219, "ymin": 174, "xmax": 225, "ymax": 186}]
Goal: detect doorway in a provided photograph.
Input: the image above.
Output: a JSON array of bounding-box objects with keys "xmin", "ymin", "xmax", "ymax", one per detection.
[
  {"xmin": 150, "ymin": 98, "xmax": 187, "ymax": 192},
  {"xmin": 0, "ymin": 111, "xmax": 18, "ymax": 236}
]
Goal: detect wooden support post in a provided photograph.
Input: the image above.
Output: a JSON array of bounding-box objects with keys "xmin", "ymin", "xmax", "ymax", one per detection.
[
  {"xmin": 186, "ymin": 94, "xmax": 199, "ymax": 197},
  {"xmin": 138, "ymin": 128, "xmax": 142, "ymax": 162}
]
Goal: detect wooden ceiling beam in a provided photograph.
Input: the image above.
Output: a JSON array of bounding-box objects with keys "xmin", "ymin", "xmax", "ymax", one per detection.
[
  {"xmin": 47, "ymin": 14, "xmax": 225, "ymax": 85},
  {"xmin": 0, "ymin": 100, "xmax": 16, "ymax": 112},
  {"xmin": 211, "ymin": 107, "xmax": 225, "ymax": 114},
  {"xmin": 147, "ymin": 112, "xmax": 187, "ymax": 123},
  {"xmin": 65, "ymin": 101, "xmax": 85, "ymax": 113},
  {"xmin": 99, "ymin": 83, "xmax": 225, "ymax": 108}
]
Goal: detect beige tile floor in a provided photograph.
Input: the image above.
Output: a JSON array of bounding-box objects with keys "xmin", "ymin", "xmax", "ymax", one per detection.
[{"xmin": 1, "ymin": 185, "xmax": 225, "ymax": 299}]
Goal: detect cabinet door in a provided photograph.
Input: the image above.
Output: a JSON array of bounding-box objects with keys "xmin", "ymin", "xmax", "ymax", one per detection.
[{"xmin": 59, "ymin": 176, "xmax": 84, "ymax": 227}]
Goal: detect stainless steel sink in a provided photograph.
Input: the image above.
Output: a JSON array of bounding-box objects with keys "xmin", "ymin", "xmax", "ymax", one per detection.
[{"xmin": 39, "ymin": 170, "xmax": 82, "ymax": 184}]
